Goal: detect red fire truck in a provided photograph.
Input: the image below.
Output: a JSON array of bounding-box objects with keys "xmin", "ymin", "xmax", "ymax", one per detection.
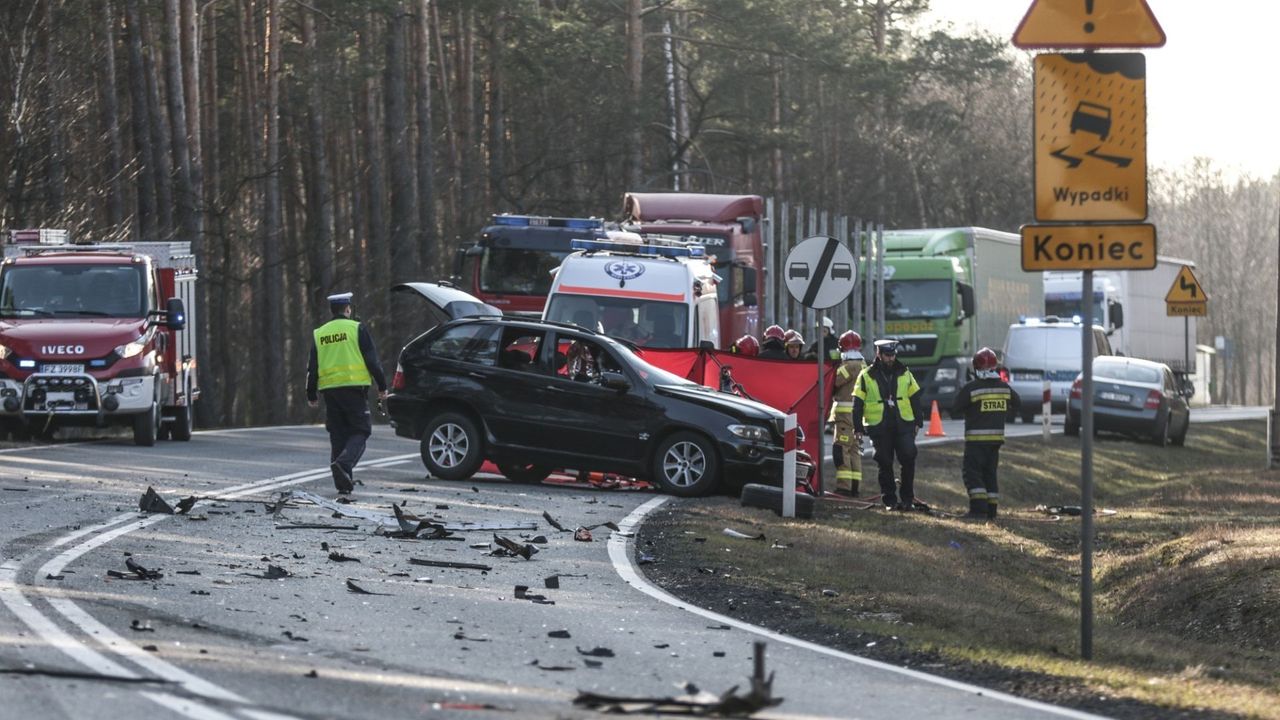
[
  {"xmin": 622, "ymin": 193, "xmax": 766, "ymax": 344},
  {"xmin": 0, "ymin": 230, "xmax": 198, "ymax": 445}
]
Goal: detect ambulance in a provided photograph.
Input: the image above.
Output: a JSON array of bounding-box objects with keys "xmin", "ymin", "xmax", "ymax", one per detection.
[{"xmin": 542, "ymin": 233, "xmax": 721, "ymax": 349}]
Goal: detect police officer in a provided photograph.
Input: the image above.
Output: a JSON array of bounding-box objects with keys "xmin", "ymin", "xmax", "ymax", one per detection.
[
  {"xmin": 306, "ymin": 292, "xmax": 388, "ymax": 494},
  {"xmin": 950, "ymin": 348, "xmax": 1020, "ymax": 518},
  {"xmin": 759, "ymin": 325, "xmax": 788, "ymax": 360},
  {"xmin": 852, "ymin": 339, "xmax": 925, "ymax": 511},
  {"xmin": 830, "ymin": 331, "xmax": 864, "ymax": 497}
]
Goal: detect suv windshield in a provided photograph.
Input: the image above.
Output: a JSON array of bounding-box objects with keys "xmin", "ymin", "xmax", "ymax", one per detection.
[
  {"xmin": 545, "ymin": 296, "xmax": 688, "ymax": 349},
  {"xmin": 480, "ymin": 247, "xmax": 570, "ymax": 295},
  {"xmin": 0, "ymin": 264, "xmax": 146, "ymax": 318},
  {"xmin": 885, "ymin": 279, "xmax": 952, "ymax": 319}
]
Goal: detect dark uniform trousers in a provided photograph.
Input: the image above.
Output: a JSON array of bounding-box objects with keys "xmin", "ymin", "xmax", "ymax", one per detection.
[
  {"xmin": 323, "ymin": 386, "xmax": 372, "ymax": 478},
  {"xmin": 962, "ymin": 443, "xmax": 1000, "ymax": 503},
  {"xmin": 870, "ymin": 416, "xmax": 917, "ymax": 506}
]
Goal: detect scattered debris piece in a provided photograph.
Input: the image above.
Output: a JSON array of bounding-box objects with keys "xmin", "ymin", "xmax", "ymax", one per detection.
[
  {"xmin": 304, "ymin": 670, "xmax": 318, "ymax": 678},
  {"xmin": 574, "ymin": 527, "xmax": 593, "ymax": 542},
  {"xmin": 548, "ymin": 630, "xmax": 571, "ymax": 639},
  {"xmin": 584, "ymin": 659, "xmax": 603, "ymax": 669},
  {"xmin": 245, "ymin": 565, "xmax": 290, "ymax": 580},
  {"xmin": 722, "ymin": 528, "xmax": 766, "ymax": 541},
  {"xmin": 345, "ymin": 579, "xmax": 391, "ymax": 595},
  {"xmin": 573, "ymin": 641, "xmax": 781, "ymax": 715},
  {"xmin": 142, "ymin": 645, "xmax": 158, "ymax": 652},
  {"xmin": 45, "ymin": 574, "xmax": 64, "ymax": 581},
  {"xmin": 453, "ymin": 632, "xmax": 489, "ymax": 642},
  {"xmin": 129, "ymin": 620, "xmax": 155, "ymax": 633},
  {"xmin": 653, "ymin": 644, "xmax": 669, "ymax": 649},
  {"xmin": 821, "ymin": 589, "xmax": 839, "ymax": 598},
  {"xmin": 583, "ymin": 521, "xmax": 620, "ymax": 532},
  {"xmin": 282, "ymin": 630, "xmax": 308, "ymax": 642},
  {"xmin": 176, "ymin": 569, "xmax": 201, "ymax": 575},
  {"xmin": 530, "ymin": 660, "xmax": 574, "ymax": 672},
  {"xmin": 107, "ymin": 557, "xmax": 163, "ymax": 581},
  {"xmin": 576, "ymin": 646, "xmax": 615, "ymax": 658},
  {"xmin": 190, "ymin": 590, "xmax": 209, "ymax": 596},
  {"xmin": 139, "ymin": 487, "xmax": 174, "ymax": 514},
  {"xmin": 275, "ymin": 523, "xmax": 360, "ymax": 531},
  {"xmin": 327, "ymin": 552, "xmax": 360, "ymax": 563},
  {"xmin": 544, "ymin": 575, "xmax": 560, "ymax": 589},
  {"xmin": 543, "ymin": 511, "xmax": 567, "ymax": 532},
  {"xmin": 409, "ymin": 558, "xmax": 492, "ymax": 571},
  {"xmin": 175, "ymin": 496, "xmax": 199, "ymax": 514},
  {"xmin": 514, "ymin": 585, "xmax": 529, "ymax": 599},
  {"xmin": 707, "ymin": 624, "xmax": 731, "ymax": 630},
  {"xmin": 637, "ymin": 553, "xmax": 656, "ymax": 565},
  {"xmin": 435, "ymin": 504, "xmax": 449, "ymax": 510},
  {"xmin": 493, "ymin": 534, "xmax": 538, "ymax": 560},
  {"xmin": 470, "ymin": 542, "xmax": 492, "ymax": 550},
  {"xmin": 713, "ymin": 651, "xmax": 726, "ymax": 658},
  {"xmin": 770, "ymin": 541, "xmax": 789, "ymax": 550},
  {"xmin": 0, "ymin": 666, "xmax": 170, "ymax": 684}
]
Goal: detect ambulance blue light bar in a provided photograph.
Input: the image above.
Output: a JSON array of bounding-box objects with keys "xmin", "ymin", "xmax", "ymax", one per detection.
[
  {"xmin": 490, "ymin": 214, "xmax": 603, "ymax": 230},
  {"xmin": 570, "ymin": 238, "xmax": 705, "ymax": 259}
]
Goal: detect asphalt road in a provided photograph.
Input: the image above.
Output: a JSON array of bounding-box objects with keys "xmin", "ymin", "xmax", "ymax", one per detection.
[{"xmin": 3, "ymin": 411, "xmax": 1263, "ymax": 719}]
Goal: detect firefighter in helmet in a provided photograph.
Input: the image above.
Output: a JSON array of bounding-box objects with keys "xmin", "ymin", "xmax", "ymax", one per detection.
[
  {"xmin": 852, "ymin": 339, "xmax": 925, "ymax": 511},
  {"xmin": 950, "ymin": 347, "xmax": 1020, "ymax": 519},
  {"xmin": 732, "ymin": 335, "xmax": 760, "ymax": 357},
  {"xmin": 808, "ymin": 316, "xmax": 840, "ymax": 361},
  {"xmin": 830, "ymin": 330, "xmax": 864, "ymax": 496},
  {"xmin": 783, "ymin": 329, "xmax": 805, "ymax": 360},
  {"xmin": 759, "ymin": 325, "xmax": 788, "ymax": 359}
]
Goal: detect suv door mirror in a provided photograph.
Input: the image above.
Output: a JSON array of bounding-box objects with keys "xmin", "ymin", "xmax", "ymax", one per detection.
[
  {"xmin": 600, "ymin": 370, "xmax": 630, "ymax": 392},
  {"xmin": 165, "ymin": 298, "xmax": 187, "ymax": 330}
]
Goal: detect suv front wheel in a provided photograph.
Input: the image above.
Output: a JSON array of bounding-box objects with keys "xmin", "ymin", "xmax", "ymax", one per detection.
[
  {"xmin": 421, "ymin": 412, "xmax": 483, "ymax": 481},
  {"xmin": 653, "ymin": 431, "xmax": 719, "ymax": 497}
]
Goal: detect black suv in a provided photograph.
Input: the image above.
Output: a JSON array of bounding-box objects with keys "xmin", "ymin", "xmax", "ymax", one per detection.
[{"xmin": 385, "ymin": 282, "xmax": 812, "ymax": 497}]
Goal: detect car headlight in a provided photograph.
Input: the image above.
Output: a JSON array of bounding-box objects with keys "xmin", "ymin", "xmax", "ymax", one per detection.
[
  {"xmin": 934, "ymin": 368, "xmax": 957, "ymax": 381},
  {"xmin": 728, "ymin": 424, "xmax": 771, "ymax": 442},
  {"xmin": 114, "ymin": 338, "xmax": 147, "ymax": 358}
]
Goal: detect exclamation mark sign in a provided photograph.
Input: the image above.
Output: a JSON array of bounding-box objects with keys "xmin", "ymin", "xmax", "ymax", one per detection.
[{"xmin": 1083, "ymin": 0, "xmax": 1095, "ymax": 33}]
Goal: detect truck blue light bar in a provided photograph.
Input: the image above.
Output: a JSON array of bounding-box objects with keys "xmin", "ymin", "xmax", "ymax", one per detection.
[
  {"xmin": 570, "ymin": 237, "xmax": 706, "ymax": 259},
  {"xmin": 490, "ymin": 214, "xmax": 604, "ymax": 230}
]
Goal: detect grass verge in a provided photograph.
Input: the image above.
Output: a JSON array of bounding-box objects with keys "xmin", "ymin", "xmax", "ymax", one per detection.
[{"xmin": 640, "ymin": 420, "xmax": 1279, "ymax": 720}]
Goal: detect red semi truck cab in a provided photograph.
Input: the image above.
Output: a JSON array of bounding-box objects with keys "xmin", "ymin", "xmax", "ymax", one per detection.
[
  {"xmin": 622, "ymin": 193, "xmax": 766, "ymax": 345},
  {"xmin": 0, "ymin": 231, "xmax": 198, "ymax": 445}
]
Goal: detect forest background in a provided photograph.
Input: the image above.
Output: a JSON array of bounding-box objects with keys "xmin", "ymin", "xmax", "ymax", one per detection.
[{"xmin": 1, "ymin": 0, "xmax": 1275, "ymax": 427}]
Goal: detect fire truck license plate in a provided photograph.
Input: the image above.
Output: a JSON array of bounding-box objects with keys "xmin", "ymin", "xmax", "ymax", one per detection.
[{"xmin": 42, "ymin": 364, "xmax": 84, "ymax": 375}]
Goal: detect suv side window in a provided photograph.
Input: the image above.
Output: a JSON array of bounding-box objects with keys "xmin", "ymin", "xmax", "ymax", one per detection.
[
  {"xmin": 497, "ymin": 327, "xmax": 546, "ymax": 373},
  {"xmin": 427, "ymin": 324, "xmax": 498, "ymax": 366},
  {"xmin": 553, "ymin": 334, "xmax": 623, "ymax": 383}
]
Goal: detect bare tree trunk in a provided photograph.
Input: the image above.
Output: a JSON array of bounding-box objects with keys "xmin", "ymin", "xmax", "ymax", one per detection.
[
  {"xmin": 431, "ymin": 0, "xmax": 459, "ymax": 230},
  {"xmin": 123, "ymin": 0, "xmax": 157, "ymax": 240},
  {"xmin": 359, "ymin": 13, "xmax": 389, "ymax": 323},
  {"xmin": 97, "ymin": 0, "xmax": 127, "ymax": 231},
  {"xmin": 181, "ymin": 0, "xmax": 203, "ymax": 237},
  {"xmin": 302, "ymin": 9, "xmax": 334, "ymax": 307},
  {"xmin": 141, "ymin": 10, "xmax": 175, "ymax": 237},
  {"xmin": 487, "ymin": 7, "xmax": 505, "ymax": 206},
  {"xmin": 385, "ymin": 3, "xmax": 419, "ymax": 277},
  {"xmin": 455, "ymin": 5, "xmax": 475, "ymax": 228},
  {"xmin": 261, "ymin": 0, "xmax": 286, "ymax": 422},
  {"xmin": 415, "ymin": 0, "xmax": 437, "ymax": 274},
  {"xmin": 626, "ymin": 0, "xmax": 643, "ymax": 188},
  {"xmin": 770, "ymin": 56, "xmax": 783, "ymax": 196},
  {"xmin": 163, "ymin": 0, "xmax": 198, "ymax": 243},
  {"xmin": 198, "ymin": 3, "xmax": 221, "ymax": 427},
  {"xmin": 42, "ymin": 0, "xmax": 66, "ymax": 218}
]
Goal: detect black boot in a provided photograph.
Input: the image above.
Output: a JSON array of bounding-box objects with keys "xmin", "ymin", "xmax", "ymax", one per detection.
[
  {"xmin": 987, "ymin": 501, "xmax": 998, "ymax": 519},
  {"xmin": 965, "ymin": 497, "xmax": 989, "ymax": 519}
]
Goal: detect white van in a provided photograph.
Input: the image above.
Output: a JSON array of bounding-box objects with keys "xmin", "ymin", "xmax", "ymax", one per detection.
[
  {"xmin": 1003, "ymin": 317, "xmax": 1113, "ymax": 422},
  {"xmin": 542, "ymin": 234, "xmax": 721, "ymax": 349}
]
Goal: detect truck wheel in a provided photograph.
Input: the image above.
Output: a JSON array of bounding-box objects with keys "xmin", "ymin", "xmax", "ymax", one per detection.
[
  {"xmin": 740, "ymin": 483, "xmax": 816, "ymax": 519},
  {"xmin": 170, "ymin": 400, "xmax": 193, "ymax": 441},
  {"xmin": 496, "ymin": 462, "xmax": 552, "ymax": 484},
  {"xmin": 421, "ymin": 412, "xmax": 483, "ymax": 481},
  {"xmin": 133, "ymin": 401, "xmax": 159, "ymax": 447},
  {"xmin": 652, "ymin": 432, "xmax": 720, "ymax": 497}
]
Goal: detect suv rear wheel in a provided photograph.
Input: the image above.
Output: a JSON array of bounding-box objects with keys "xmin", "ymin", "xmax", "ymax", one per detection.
[
  {"xmin": 496, "ymin": 462, "xmax": 553, "ymax": 484},
  {"xmin": 421, "ymin": 412, "xmax": 483, "ymax": 481},
  {"xmin": 653, "ymin": 431, "xmax": 719, "ymax": 497}
]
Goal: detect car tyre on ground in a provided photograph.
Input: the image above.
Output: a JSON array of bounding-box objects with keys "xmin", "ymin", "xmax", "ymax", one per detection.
[
  {"xmin": 1172, "ymin": 419, "xmax": 1188, "ymax": 446},
  {"xmin": 1152, "ymin": 414, "xmax": 1170, "ymax": 447},
  {"xmin": 1064, "ymin": 413, "xmax": 1080, "ymax": 436},
  {"xmin": 133, "ymin": 400, "xmax": 159, "ymax": 446},
  {"xmin": 740, "ymin": 483, "xmax": 816, "ymax": 519},
  {"xmin": 496, "ymin": 462, "xmax": 553, "ymax": 484},
  {"xmin": 421, "ymin": 411, "xmax": 484, "ymax": 481},
  {"xmin": 652, "ymin": 431, "xmax": 720, "ymax": 497}
]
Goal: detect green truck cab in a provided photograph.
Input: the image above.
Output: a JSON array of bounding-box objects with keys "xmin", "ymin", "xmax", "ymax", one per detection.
[{"xmin": 877, "ymin": 227, "xmax": 1042, "ymax": 409}]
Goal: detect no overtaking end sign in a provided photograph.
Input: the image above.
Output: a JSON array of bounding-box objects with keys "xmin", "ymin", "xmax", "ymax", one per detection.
[{"xmin": 784, "ymin": 236, "xmax": 857, "ymax": 310}]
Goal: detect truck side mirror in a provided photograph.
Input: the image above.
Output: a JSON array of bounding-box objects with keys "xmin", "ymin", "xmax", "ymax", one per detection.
[
  {"xmin": 736, "ymin": 216, "xmax": 758, "ymax": 234},
  {"xmin": 165, "ymin": 297, "xmax": 187, "ymax": 330},
  {"xmin": 1109, "ymin": 301, "xmax": 1124, "ymax": 330},
  {"xmin": 957, "ymin": 282, "xmax": 975, "ymax": 325}
]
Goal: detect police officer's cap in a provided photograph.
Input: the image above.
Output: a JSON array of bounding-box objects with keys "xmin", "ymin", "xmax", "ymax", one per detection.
[
  {"xmin": 874, "ymin": 339, "xmax": 899, "ymax": 354},
  {"xmin": 327, "ymin": 292, "xmax": 354, "ymax": 305}
]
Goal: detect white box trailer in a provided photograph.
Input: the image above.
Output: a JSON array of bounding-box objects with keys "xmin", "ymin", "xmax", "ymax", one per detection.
[{"xmin": 1043, "ymin": 256, "xmax": 1197, "ymax": 374}]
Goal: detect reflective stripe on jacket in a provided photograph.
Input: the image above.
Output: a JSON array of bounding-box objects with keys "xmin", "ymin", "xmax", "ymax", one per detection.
[
  {"xmin": 832, "ymin": 358, "xmax": 864, "ymax": 416},
  {"xmin": 951, "ymin": 380, "xmax": 1018, "ymax": 444},
  {"xmin": 314, "ymin": 318, "xmax": 372, "ymax": 390}
]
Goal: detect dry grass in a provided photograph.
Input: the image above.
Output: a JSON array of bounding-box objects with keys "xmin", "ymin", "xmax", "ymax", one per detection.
[{"xmin": 660, "ymin": 420, "xmax": 1280, "ymax": 719}]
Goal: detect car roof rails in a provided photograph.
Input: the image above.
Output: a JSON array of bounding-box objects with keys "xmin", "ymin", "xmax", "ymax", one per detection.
[{"xmin": 539, "ymin": 319, "xmax": 599, "ymax": 336}]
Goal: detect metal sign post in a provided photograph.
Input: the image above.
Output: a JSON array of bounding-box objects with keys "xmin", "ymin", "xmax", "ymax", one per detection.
[
  {"xmin": 1080, "ymin": 269, "xmax": 1096, "ymax": 660},
  {"xmin": 816, "ymin": 310, "xmax": 826, "ymax": 496}
]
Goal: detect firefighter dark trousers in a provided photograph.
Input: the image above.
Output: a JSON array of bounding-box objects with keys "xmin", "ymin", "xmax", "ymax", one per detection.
[
  {"xmin": 962, "ymin": 443, "xmax": 1001, "ymax": 514},
  {"xmin": 323, "ymin": 387, "xmax": 372, "ymax": 479},
  {"xmin": 869, "ymin": 422, "xmax": 917, "ymax": 506},
  {"xmin": 833, "ymin": 418, "xmax": 862, "ymax": 495}
]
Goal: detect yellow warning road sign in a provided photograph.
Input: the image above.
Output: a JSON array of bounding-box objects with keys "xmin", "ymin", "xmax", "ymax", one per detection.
[
  {"xmin": 1165, "ymin": 265, "xmax": 1207, "ymax": 303},
  {"xmin": 1167, "ymin": 302, "xmax": 1207, "ymax": 318},
  {"xmin": 1014, "ymin": 0, "xmax": 1166, "ymax": 49},
  {"xmin": 1034, "ymin": 53, "xmax": 1146, "ymax": 222},
  {"xmin": 1020, "ymin": 224, "xmax": 1156, "ymax": 271}
]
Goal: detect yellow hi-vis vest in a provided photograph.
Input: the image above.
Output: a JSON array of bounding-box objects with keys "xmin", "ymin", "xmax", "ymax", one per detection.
[
  {"xmin": 853, "ymin": 365, "xmax": 920, "ymax": 427},
  {"xmin": 314, "ymin": 318, "xmax": 372, "ymax": 390}
]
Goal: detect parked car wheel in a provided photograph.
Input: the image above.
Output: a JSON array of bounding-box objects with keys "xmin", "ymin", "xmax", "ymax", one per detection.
[
  {"xmin": 1171, "ymin": 419, "xmax": 1188, "ymax": 447},
  {"xmin": 496, "ymin": 462, "xmax": 552, "ymax": 484},
  {"xmin": 1151, "ymin": 414, "xmax": 1170, "ymax": 447},
  {"xmin": 1064, "ymin": 415, "xmax": 1080, "ymax": 436},
  {"xmin": 739, "ymin": 483, "xmax": 816, "ymax": 519},
  {"xmin": 421, "ymin": 412, "xmax": 483, "ymax": 481},
  {"xmin": 653, "ymin": 431, "xmax": 720, "ymax": 497}
]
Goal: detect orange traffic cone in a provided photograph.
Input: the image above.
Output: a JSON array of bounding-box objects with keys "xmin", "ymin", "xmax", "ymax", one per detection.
[{"xmin": 925, "ymin": 400, "xmax": 946, "ymax": 437}]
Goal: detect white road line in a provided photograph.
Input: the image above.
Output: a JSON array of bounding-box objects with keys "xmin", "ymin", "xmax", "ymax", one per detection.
[
  {"xmin": 608, "ymin": 497, "xmax": 1111, "ymax": 720},
  {"xmin": 3, "ymin": 453, "xmax": 417, "ymax": 720}
]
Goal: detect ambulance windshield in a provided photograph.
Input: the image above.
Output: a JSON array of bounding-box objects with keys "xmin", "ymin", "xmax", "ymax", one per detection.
[
  {"xmin": 0, "ymin": 264, "xmax": 146, "ymax": 318},
  {"xmin": 545, "ymin": 296, "xmax": 689, "ymax": 349}
]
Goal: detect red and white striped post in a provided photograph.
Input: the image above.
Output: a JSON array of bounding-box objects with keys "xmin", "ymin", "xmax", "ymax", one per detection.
[
  {"xmin": 1042, "ymin": 378, "xmax": 1052, "ymax": 441},
  {"xmin": 782, "ymin": 413, "xmax": 797, "ymax": 518}
]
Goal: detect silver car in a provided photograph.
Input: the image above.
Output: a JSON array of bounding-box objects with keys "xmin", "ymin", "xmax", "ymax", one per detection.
[{"xmin": 1064, "ymin": 357, "xmax": 1191, "ymax": 446}]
